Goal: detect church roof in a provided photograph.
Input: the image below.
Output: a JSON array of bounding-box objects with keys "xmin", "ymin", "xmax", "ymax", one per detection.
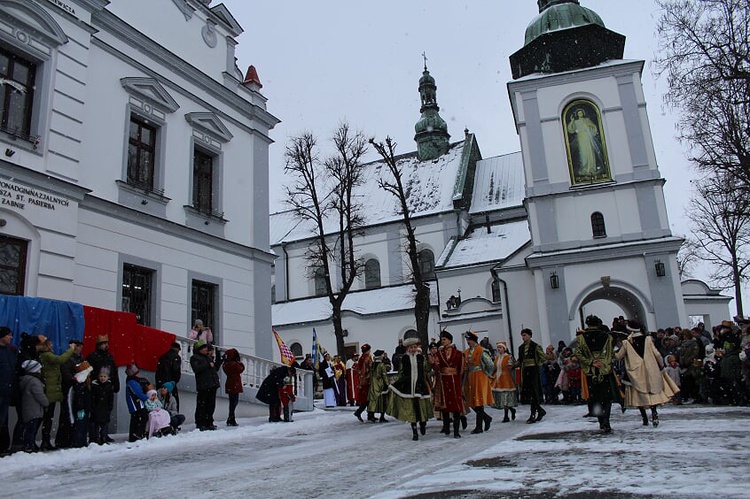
[
  {"xmin": 436, "ymin": 220, "xmax": 530, "ymax": 269},
  {"xmin": 272, "ymin": 283, "xmax": 439, "ymax": 326},
  {"xmin": 270, "ymin": 140, "xmax": 468, "ymax": 245},
  {"xmin": 469, "ymin": 151, "xmax": 525, "ymax": 214}
]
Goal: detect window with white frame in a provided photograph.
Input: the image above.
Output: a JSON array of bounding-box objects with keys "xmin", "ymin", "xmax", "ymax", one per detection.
[
  {"xmin": 0, "ymin": 47, "xmax": 36, "ymax": 139},
  {"xmin": 127, "ymin": 115, "xmax": 157, "ymax": 191},
  {"xmin": 0, "ymin": 234, "xmax": 28, "ymax": 296}
]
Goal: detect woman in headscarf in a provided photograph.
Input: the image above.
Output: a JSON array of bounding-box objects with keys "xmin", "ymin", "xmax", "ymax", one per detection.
[{"xmin": 492, "ymin": 341, "xmax": 517, "ymax": 423}]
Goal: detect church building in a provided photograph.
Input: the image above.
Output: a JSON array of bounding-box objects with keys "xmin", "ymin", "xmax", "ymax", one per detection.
[{"xmin": 270, "ymin": 0, "xmax": 730, "ymax": 359}]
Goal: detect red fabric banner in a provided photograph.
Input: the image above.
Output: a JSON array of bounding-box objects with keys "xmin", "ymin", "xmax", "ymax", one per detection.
[
  {"xmin": 82, "ymin": 306, "xmax": 138, "ymax": 367},
  {"xmin": 134, "ymin": 325, "xmax": 176, "ymax": 372}
]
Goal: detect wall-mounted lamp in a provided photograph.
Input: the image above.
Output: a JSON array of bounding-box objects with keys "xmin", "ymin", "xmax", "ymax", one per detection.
[
  {"xmin": 549, "ymin": 272, "xmax": 559, "ymax": 289},
  {"xmin": 655, "ymin": 260, "xmax": 666, "ymax": 277},
  {"xmin": 5, "ymin": 148, "xmax": 15, "ymax": 157}
]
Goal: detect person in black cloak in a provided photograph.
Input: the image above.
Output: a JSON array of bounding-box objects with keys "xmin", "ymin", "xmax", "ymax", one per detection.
[{"xmin": 256, "ymin": 365, "xmax": 295, "ymax": 422}]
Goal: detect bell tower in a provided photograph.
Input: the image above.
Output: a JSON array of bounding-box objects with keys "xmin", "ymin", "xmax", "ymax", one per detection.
[
  {"xmin": 414, "ymin": 55, "xmax": 450, "ymax": 161},
  {"xmin": 507, "ymin": 1, "xmax": 685, "ymax": 341}
]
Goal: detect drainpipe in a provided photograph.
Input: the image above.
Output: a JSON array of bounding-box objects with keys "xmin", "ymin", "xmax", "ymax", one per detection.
[
  {"xmin": 282, "ymin": 243, "xmax": 290, "ymax": 302},
  {"xmin": 491, "ymin": 268, "xmax": 515, "ymax": 355}
]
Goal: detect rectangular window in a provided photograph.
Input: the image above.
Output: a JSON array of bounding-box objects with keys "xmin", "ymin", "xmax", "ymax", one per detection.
[
  {"xmin": 127, "ymin": 116, "xmax": 157, "ymax": 191},
  {"xmin": 0, "ymin": 46, "xmax": 37, "ymax": 138},
  {"xmin": 193, "ymin": 149, "xmax": 214, "ymax": 214},
  {"xmin": 0, "ymin": 235, "xmax": 28, "ymax": 295},
  {"xmin": 122, "ymin": 263, "xmax": 154, "ymax": 325},
  {"xmin": 191, "ymin": 279, "xmax": 216, "ymax": 339}
]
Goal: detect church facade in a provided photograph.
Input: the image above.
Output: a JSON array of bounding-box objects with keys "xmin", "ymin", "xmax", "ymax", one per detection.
[{"xmin": 270, "ymin": 1, "xmax": 730, "ymax": 359}]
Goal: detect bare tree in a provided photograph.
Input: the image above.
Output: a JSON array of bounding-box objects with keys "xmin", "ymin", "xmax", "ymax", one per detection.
[
  {"xmin": 284, "ymin": 123, "xmax": 368, "ymax": 356},
  {"xmin": 370, "ymin": 136, "xmax": 431, "ymax": 347},
  {"xmin": 676, "ymin": 236, "xmax": 702, "ymax": 279},
  {"xmin": 687, "ymin": 174, "xmax": 750, "ymax": 316},
  {"xmin": 654, "ymin": 0, "xmax": 750, "ymax": 187}
]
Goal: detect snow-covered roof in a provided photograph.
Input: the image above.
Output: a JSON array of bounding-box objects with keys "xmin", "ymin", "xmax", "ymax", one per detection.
[
  {"xmin": 272, "ymin": 283, "xmax": 439, "ymax": 326},
  {"xmin": 271, "ymin": 141, "xmax": 468, "ymax": 245},
  {"xmin": 469, "ymin": 151, "xmax": 524, "ymax": 214},
  {"xmin": 437, "ymin": 220, "xmax": 531, "ymax": 269}
]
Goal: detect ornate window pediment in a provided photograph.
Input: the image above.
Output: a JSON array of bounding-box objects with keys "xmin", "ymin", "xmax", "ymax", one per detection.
[
  {"xmin": 120, "ymin": 77, "xmax": 179, "ymax": 114},
  {"xmin": 0, "ymin": 0, "xmax": 68, "ymax": 52},
  {"xmin": 185, "ymin": 112, "xmax": 232, "ymax": 144}
]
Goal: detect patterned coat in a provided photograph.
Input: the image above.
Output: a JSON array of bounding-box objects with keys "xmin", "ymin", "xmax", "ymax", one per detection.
[
  {"xmin": 431, "ymin": 345, "xmax": 464, "ymax": 413},
  {"xmin": 355, "ymin": 352, "xmax": 372, "ymax": 404},
  {"xmin": 463, "ymin": 345, "xmax": 494, "ymax": 407}
]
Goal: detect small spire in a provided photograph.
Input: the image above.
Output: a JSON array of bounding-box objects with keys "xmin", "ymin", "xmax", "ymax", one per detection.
[
  {"xmin": 464, "ymin": 127, "xmax": 470, "ymax": 138},
  {"xmin": 243, "ymin": 65, "xmax": 263, "ymax": 89},
  {"xmin": 422, "ymin": 51, "xmax": 428, "ymax": 71}
]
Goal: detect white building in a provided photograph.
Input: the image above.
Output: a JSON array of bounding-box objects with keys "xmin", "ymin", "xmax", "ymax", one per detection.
[
  {"xmin": 270, "ymin": 0, "xmax": 731, "ymax": 360},
  {"xmin": 0, "ymin": 0, "xmax": 278, "ymax": 358}
]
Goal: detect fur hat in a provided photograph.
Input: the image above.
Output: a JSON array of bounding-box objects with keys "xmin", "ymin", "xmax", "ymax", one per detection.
[
  {"xmin": 439, "ymin": 330, "xmax": 453, "ymax": 342},
  {"xmin": 403, "ymin": 337, "xmax": 419, "ymax": 347},
  {"xmin": 585, "ymin": 315, "xmax": 603, "ymax": 327},
  {"xmin": 464, "ymin": 331, "xmax": 478, "ymax": 342},
  {"xmin": 22, "ymin": 359, "xmax": 42, "ymax": 374},
  {"xmin": 125, "ymin": 363, "xmax": 139, "ymax": 377},
  {"xmin": 361, "ymin": 343, "xmax": 371, "ymax": 353},
  {"xmin": 74, "ymin": 361, "xmax": 93, "ymax": 382},
  {"xmin": 626, "ymin": 320, "xmax": 643, "ymax": 333},
  {"xmin": 721, "ymin": 320, "xmax": 734, "ymax": 329},
  {"xmin": 496, "ymin": 341, "xmax": 508, "ymax": 350},
  {"xmin": 96, "ymin": 335, "xmax": 109, "ymax": 345},
  {"xmin": 373, "ymin": 349, "xmax": 385, "ymax": 359}
]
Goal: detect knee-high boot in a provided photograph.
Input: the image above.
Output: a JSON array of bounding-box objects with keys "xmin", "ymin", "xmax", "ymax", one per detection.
[
  {"xmin": 651, "ymin": 406, "xmax": 659, "ymax": 427},
  {"xmin": 411, "ymin": 423, "xmax": 418, "ymax": 441},
  {"xmin": 639, "ymin": 407, "xmax": 649, "ymax": 426},
  {"xmin": 471, "ymin": 407, "xmax": 484, "ymax": 434},
  {"xmin": 452, "ymin": 412, "xmax": 461, "ymax": 438},
  {"xmin": 441, "ymin": 416, "xmax": 451, "ymax": 435},
  {"xmin": 502, "ymin": 408, "xmax": 510, "ymax": 423}
]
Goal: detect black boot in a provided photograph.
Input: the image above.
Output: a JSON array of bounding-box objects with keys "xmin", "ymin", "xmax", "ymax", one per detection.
[
  {"xmin": 453, "ymin": 413, "xmax": 461, "ymax": 438},
  {"xmin": 471, "ymin": 407, "xmax": 484, "ymax": 434},
  {"xmin": 535, "ymin": 406, "xmax": 546, "ymax": 423},
  {"xmin": 411, "ymin": 423, "xmax": 419, "ymax": 441},
  {"xmin": 484, "ymin": 411, "xmax": 493, "ymax": 431},
  {"xmin": 502, "ymin": 408, "xmax": 510, "ymax": 423},
  {"xmin": 510, "ymin": 407, "xmax": 516, "ymax": 420},
  {"xmin": 639, "ymin": 408, "xmax": 649, "ymax": 426},
  {"xmin": 40, "ymin": 440, "xmax": 57, "ymax": 452},
  {"xmin": 379, "ymin": 414, "xmax": 388, "ymax": 423},
  {"xmin": 419, "ymin": 421, "xmax": 427, "ymax": 435},
  {"xmin": 651, "ymin": 407, "xmax": 659, "ymax": 427},
  {"xmin": 367, "ymin": 411, "xmax": 377, "ymax": 423},
  {"xmin": 460, "ymin": 415, "xmax": 468, "ymax": 430},
  {"xmin": 441, "ymin": 417, "xmax": 451, "ymax": 435},
  {"xmin": 353, "ymin": 407, "xmax": 364, "ymax": 422},
  {"xmin": 526, "ymin": 407, "xmax": 537, "ymax": 424}
]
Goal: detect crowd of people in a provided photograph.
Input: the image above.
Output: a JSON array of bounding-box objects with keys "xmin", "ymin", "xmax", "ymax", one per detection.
[
  {"xmin": 2, "ymin": 314, "xmax": 748, "ymax": 453},
  {"xmin": 0, "ymin": 320, "xmax": 247, "ymax": 456}
]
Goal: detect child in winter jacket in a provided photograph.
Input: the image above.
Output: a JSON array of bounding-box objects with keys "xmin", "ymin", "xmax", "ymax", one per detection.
[
  {"xmin": 664, "ymin": 355, "xmax": 682, "ymax": 405},
  {"xmin": 19, "ymin": 360, "xmax": 48, "ymax": 453},
  {"xmin": 278, "ymin": 376, "xmax": 296, "ymax": 422},
  {"xmin": 145, "ymin": 389, "xmax": 171, "ymax": 438},
  {"xmin": 158, "ymin": 382, "xmax": 185, "ymax": 431},
  {"xmin": 90, "ymin": 367, "xmax": 114, "ymax": 445},
  {"xmin": 70, "ymin": 361, "xmax": 93, "ymax": 448}
]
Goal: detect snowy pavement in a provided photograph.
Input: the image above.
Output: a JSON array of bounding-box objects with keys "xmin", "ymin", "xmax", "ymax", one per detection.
[{"xmin": 1, "ymin": 403, "xmax": 747, "ymax": 498}]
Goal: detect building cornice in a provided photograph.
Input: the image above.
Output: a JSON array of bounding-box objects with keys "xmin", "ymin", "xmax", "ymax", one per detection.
[{"xmin": 525, "ymin": 236, "xmax": 683, "ymax": 268}]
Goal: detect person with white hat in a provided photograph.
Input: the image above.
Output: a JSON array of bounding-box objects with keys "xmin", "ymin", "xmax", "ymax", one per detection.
[
  {"xmin": 19, "ymin": 359, "xmax": 48, "ymax": 453},
  {"xmin": 387, "ymin": 337, "xmax": 433, "ymax": 440}
]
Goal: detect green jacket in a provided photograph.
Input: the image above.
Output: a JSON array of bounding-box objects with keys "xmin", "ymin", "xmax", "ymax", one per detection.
[{"xmin": 40, "ymin": 347, "xmax": 75, "ymax": 403}]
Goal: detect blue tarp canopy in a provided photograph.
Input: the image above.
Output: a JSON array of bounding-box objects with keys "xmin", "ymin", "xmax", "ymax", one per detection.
[{"xmin": 0, "ymin": 295, "xmax": 85, "ymax": 354}]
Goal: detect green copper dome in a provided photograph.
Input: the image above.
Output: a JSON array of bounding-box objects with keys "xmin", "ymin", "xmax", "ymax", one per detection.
[{"xmin": 524, "ymin": 0, "xmax": 606, "ymax": 46}]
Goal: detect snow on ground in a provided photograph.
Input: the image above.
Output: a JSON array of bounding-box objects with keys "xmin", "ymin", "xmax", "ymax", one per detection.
[{"xmin": 1, "ymin": 403, "xmax": 747, "ymax": 498}]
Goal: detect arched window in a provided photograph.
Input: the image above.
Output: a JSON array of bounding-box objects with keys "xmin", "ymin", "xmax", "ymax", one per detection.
[
  {"xmin": 313, "ymin": 267, "xmax": 327, "ymax": 296},
  {"xmin": 364, "ymin": 258, "xmax": 381, "ymax": 289},
  {"xmin": 491, "ymin": 279, "xmax": 501, "ymax": 303},
  {"xmin": 418, "ymin": 249, "xmax": 435, "ymax": 280},
  {"xmin": 591, "ymin": 212, "xmax": 607, "ymax": 238},
  {"xmin": 290, "ymin": 342, "xmax": 303, "ymax": 358}
]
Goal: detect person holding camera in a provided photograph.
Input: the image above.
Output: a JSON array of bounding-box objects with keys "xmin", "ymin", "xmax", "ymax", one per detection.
[{"xmin": 190, "ymin": 341, "xmax": 222, "ymax": 431}]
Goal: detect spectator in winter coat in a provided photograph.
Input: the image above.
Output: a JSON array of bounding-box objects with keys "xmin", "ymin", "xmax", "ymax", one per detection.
[
  {"xmin": 70, "ymin": 361, "xmax": 93, "ymax": 448},
  {"xmin": 12, "ymin": 333, "xmax": 44, "ymax": 450},
  {"xmin": 256, "ymin": 365, "xmax": 295, "ymax": 422},
  {"xmin": 90, "ymin": 367, "xmax": 114, "ymax": 445},
  {"xmin": 190, "ymin": 341, "xmax": 222, "ymax": 431},
  {"xmin": 0, "ymin": 326, "xmax": 18, "ymax": 455},
  {"xmin": 86, "ymin": 335, "xmax": 120, "ymax": 394},
  {"xmin": 56, "ymin": 339, "xmax": 83, "ymax": 449},
  {"xmin": 222, "ymin": 348, "xmax": 245, "ymax": 427},
  {"xmin": 155, "ymin": 342, "xmax": 182, "ymax": 411},
  {"xmin": 125, "ymin": 364, "xmax": 150, "ymax": 442},
  {"xmin": 144, "ymin": 389, "xmax": 171, "ymax": 438},
  {"xmin": 188, "ymin": 319, "xmax": 213, "ymax": 345},
  {"xmin": 19, "ymin": 359, "xmax": 48, "ymax": 453},
  {"xmin": 38, "ymin": 337, "xmax": 75, "ymax": 450},
  {"xmin": 158, "ymin": 382, "xmax": 185, "ymax": 431}
]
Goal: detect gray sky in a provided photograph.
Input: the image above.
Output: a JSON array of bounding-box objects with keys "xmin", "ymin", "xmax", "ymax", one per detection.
[{"xmin": 219, "ymin": 0, "xmax": 745, "ymax": 313}]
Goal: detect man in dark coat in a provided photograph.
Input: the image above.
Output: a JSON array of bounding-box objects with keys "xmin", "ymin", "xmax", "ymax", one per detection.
[
  {"xmin": 517, "ymin": 328, "xmax": 546, "ymax": 424},
  {"xmin": 55, "ymin": 339, "xmax": 83, "ymax": 448},
  {"xmin": 190, "ymin": 341, "xmax": 222, "ymax": 431},
  {"xmin": 86, "ymin": 335, "xmax": 119, "ymax": 393},
  {"xmin": 155, "ymin": 342, "xmax": 182, "ymax": 411},
  {"xmin": 575, "ymin": 315, "xmax": 617, "ymax": 434},
  {"xmin": 256, "ymin": 365, "xmax": 295, "ymax": 422},
  {"xmin": 0, "ymin": 327, "xmax": 18, "ymax": 455}
]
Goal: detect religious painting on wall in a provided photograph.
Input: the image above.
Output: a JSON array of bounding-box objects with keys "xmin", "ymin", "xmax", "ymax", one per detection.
[{"xmin": 563, "ymin": 99, "xmax": 611, "ymax": 185}]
